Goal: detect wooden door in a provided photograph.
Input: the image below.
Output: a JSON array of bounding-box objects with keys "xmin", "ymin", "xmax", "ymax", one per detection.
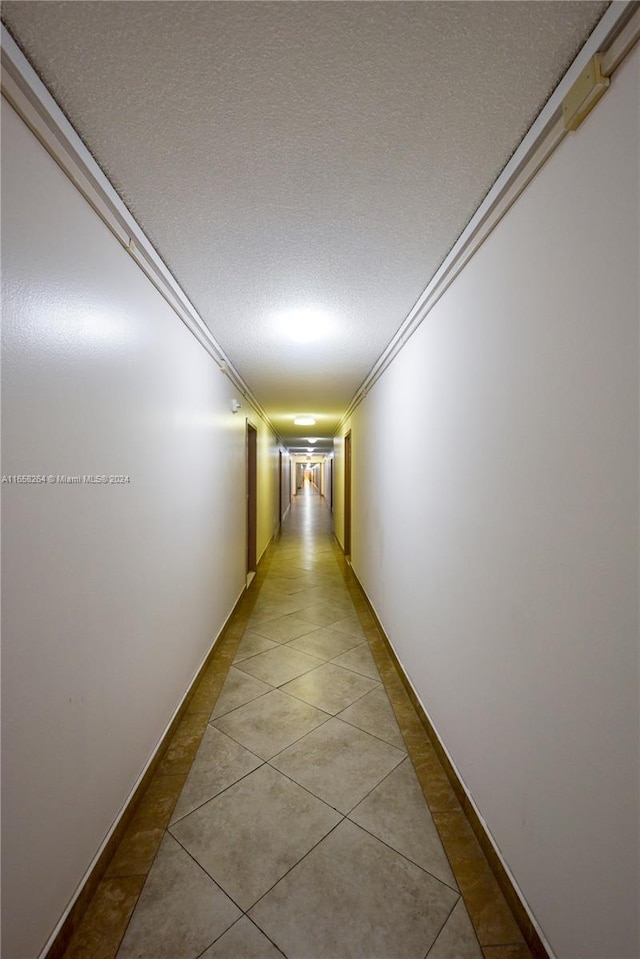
[
  {"xmin": 344, "ymin": 432, "xmax": 352, "ymax": 557},
  {"xmin": 247, "ymin": 423, "xmax": 257, "ymax": 573}
]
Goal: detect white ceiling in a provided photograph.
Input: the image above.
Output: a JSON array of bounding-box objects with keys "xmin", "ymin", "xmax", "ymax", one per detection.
[{"xmin": 2, "ymin": 0, "xmax": 608, "ymax": 452}]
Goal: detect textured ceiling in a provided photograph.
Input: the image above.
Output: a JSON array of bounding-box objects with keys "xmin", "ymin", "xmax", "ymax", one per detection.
[{"xmin": 2, "ymin": 1, "xmax": 608, "ymax": 451}]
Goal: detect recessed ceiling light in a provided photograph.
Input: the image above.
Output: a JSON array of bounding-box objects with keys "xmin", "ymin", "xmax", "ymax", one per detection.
[
  {"xmin": 275, "ymin": 308, "xmax": 336, "ymax": 344},
  {"xmin": 306, "ymin": 437, "xmax": 318, "ymax": 443},
  {"xmin": 294, "ymin": 416, "xmax": 316, "ymax": 426}
]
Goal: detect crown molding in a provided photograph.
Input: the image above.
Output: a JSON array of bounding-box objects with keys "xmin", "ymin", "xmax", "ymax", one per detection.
[
  {"xmin": 337, "ymin": 0, "xmax": 640, "ymax": 433},
  {"xmin": 1, "ymin": 24, "xmax": 284, "ymax": 444}
]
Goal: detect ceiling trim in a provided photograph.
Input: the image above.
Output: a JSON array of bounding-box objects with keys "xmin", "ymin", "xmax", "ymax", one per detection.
[
  {"xmin": 337, "ymin": 0, "xmax": 640, "ymax": 431},
  {"xmin": 0, "ymin": 23, "xmax": 284, "ymax": 445}
]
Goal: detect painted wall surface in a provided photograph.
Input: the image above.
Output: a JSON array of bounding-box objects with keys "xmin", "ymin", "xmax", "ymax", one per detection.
[
  {"xmin": 1, "ymin": 100, "xmax": 279, "ymax": 959},
  {"xmin": 337, "ymin": 48, "xmax": 639, "ymax": 959}
]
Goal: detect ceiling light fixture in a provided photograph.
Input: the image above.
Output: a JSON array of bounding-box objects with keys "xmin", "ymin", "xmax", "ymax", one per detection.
[
  {"xmin": 294, "ymin": 416, "xmax": 316, "ymax": 426},
  {"xmin": 306, "ymin": 437, "xmax": 318, "ymax": 443},
  {"xmin": 275, "ymin": 307, "xmax": 335, "ymax": 344}
]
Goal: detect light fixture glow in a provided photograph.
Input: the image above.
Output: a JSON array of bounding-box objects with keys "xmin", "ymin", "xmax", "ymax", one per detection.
[
  {"xmin": 294, "ymin": 416, "xmax": 316, "ymax": 426},
  {"xmin": 306, "ymin": 437, "xmax": 318, "ymax": 444},
  {"xmin": 275, "ymin": 307, "xmax": 336, "ymax": 344}
]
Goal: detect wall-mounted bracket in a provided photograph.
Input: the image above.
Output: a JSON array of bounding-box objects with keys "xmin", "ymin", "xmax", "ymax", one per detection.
[{"xmin": 562, "ymin": 54, "xmax": 610, "ymax": 132}]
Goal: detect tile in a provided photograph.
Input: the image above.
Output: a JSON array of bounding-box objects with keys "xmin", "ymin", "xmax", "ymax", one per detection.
[
  {"xmin": 251, "ymin": 615, "xmax": 320, "ymax": 643},
  {"xmin": 481, "ymin": 946, "xmax": 532, "ymax": 959},
  {"xmin": 170, "ymin": 765, "xmax": 341, "ymax": 911},
  {"xmin": 287, "ymin": 625, "xmax": 363, "ymax": 660},
  {"xmin": 235, "ymin": 644, "xmax": 322, "ymax": 686},
  {"xmin": 331, "ymin": 642, "xmax": 380, "ymax": 680},
  {"xmin": 188, "ymin": 670, "xmax": 227, "ymax": 715},
  {"xmin": 232, "ymin": 631, "xmax": 279, "ymax": 663},
  {"xmin": 64, "ymin": 876, "xmax": 145, "ymax": 959},
  {"xmin": 293, "ymin": 586, "xmax": 353, "ymax": 609},
  {"xmin": 410, "ymin": 742, "xmax": 461, "ymax": 813},
  {"xmin": 282, "ymin": 662, "xmax": 379, "ymax": 715},
  {"xmin": 116, "ymin": 834, "xmax": 240, "ymax": 959},
  {"xmin": 256, "ymin": 587, "xmax": 294, "ymax": 605},
  {"xmin": 212, "ymin": 688, "xmax": 329, "ymax": 760},
  {"xmin": 210, "ymin": 667, "xmax": 272, "ymax": 718},
  {"xmin": 200, "ymin": 918, "xmax": 284, "ymax": 959},
  {"xmin": 265, "ymin": 567, "xmax": 309, "ymax": 580},
  {"xmin": 329, "ymin": 615, "xmax": 366, "ymax": 638},
  {"xmin": 433, "ymin": 811, "xmax": 522, "ymax": 946},
  {"xmin": 350, "ymin": 758, "xmax": 457, "ymax": 889},
  {"xmin": 170, "ymin": 726, "xmax": 262, "ymax": 824},
  {"xmin": 247, "ymin": 600, "xmax": 305, "ymax": 626},
  {"xmin": 295, "ymin": 604, "xmax": 349, "ymax": 627},
  {"xmin": 338, "ymin": 685, "xmax": 406, "ymax": 749},
  {"xmin": 249, "ymin": 820, "xmax": 458, "ymax": 959},
  {"xmin": 271, "ymin": 716, "xmax": 405, "ymax": 813},
  {"xmin": 428, "ymin": 899, "xmax": 483, "ymax": 958},
  {"xmin": 156, "ymin": 712, "xmax": 208, "ymax": 776},
  {"xmin": 106, "ymin": 774, "xmax": 186, "ymax": 878},
  {"xmin": 273, "ymin": 574, "xmax": 318, "ymax": 593}
]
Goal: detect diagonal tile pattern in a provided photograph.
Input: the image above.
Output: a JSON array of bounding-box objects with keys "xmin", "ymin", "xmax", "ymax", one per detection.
[
  {"xmin": 249, "ymin": 819, "xmax": 458, "ymax": 959},
  {"xmin": 270, "ymin": 715, "xmax": 406, "ymax": 814},
  {"xmin": 338, "ymin": 684, "xmax": 408, "ymax": 748},
  {"xmin": 210, "ymin": 666, "xmax": 272, "ymax": 717},
  {"xmin": 199, "ymin": 917, "xmax": 286, "ymax": 959},
  {"xmin": 281, "ymin": 662, "xmax": 379, "ymax": 715},
  {"xmin": 169, "ymin": 726, "xmax": 262, "ymax": 824},
  {"xmin": 287, "ymin": 624, "xmax": 363, "ymax": 659},
  {"xmin": 211, "ymin": 688, "xmax": 330, "ymax": 760},
  {"xmin": 69, "ymin": 485, "xmax": 530, "ymax": 959},
  {"xmin": 349, "ymin": 757, "xmax": 457, "ymax": 888},
  {"xmin": 115, "ymin": 834, "xmax": 240, "ymax": 959},
  {"xmin": 170, "ymin": 764, "xmax": 341, "ymax": 910},
  {"xmin": 331, "ymin": 640, "xmax": 380, "ymax": 680},
  {"xmin": 235, "ymin": 644, "xmax": 322, "ymax": 686},
  {"xmin": 250, "ymin": 615, "xmax": 321, "ymax": 643}
]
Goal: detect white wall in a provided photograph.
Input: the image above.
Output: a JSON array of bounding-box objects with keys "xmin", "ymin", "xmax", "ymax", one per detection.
[
  {"xmin": 337, "ymin": 46, "xmax": 639, "ymax": 959},
  {"xmin": 1, "ymin": 99, "xmax": 279, "ymax": 959}
]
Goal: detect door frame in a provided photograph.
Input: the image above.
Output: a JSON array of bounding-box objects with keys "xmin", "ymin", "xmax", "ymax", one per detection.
[
  {"xmin": 344, "ymin": 431, "xmax": 352, "ymax": 557},
  {"xmin": 246, "ymin": 421, "xmax": 258, "ymax": 574}
]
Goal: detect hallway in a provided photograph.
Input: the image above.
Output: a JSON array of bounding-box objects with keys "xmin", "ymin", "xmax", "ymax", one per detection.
[
  {"xmin": 3, "ymin": 6, "xmax": 639, "ymax": 957},
  {"xmin": 66, "ymin": 486, "xmax": 528, "ymax": 959}
]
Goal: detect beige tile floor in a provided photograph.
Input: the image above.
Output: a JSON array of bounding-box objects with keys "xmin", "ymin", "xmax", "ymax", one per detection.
[{"xmin": 64, "ymin": 484, "xmax": 532, "ymax": 959}]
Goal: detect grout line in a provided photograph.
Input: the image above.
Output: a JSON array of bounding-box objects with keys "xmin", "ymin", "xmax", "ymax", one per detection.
[
  {"xmin": 244, "ymin": 915, "xmax": 290, "ymax": 958},
  {"xmin": 166, "ymin": 755, "xmax": 267, "ymax": 829},
  {"xmin": 66, "ymin": 496, "xmax": 502, "ymax": 958},
  {"xmin": 422, "ymin": 899, "xmax": 460, "ymax": 959},
  {"xmin": 244, "ymin": 817, "xmax": 347, "ymax": 915},
  {"xmin": 57, "ymin": 543, "xmax": 277, "ymax": 959},
  {"xmin": 331, "ymin": 537, "xmax": 538, "ymax": 957}
]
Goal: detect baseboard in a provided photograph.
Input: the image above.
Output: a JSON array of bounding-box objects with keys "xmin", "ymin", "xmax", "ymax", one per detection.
[
  {"xmin": 346, "ymin": 564, "xmax": 553, "ymax": 959},
  {"xmin": 41, "ymin": 582, "xmax": 251, "ymax": 959}
]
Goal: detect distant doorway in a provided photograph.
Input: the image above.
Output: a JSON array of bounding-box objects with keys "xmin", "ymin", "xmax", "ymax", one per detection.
[
  {"xmin": 344, "ymin": 432, "xmax": 352, "ymax": 557},
  {"xmin": 247, "ymin": 423, "xmax": 257, "ymax": 575},
  {"xmin": 329, "ymin": 457, "xmax": 334, "ymax": 510}
]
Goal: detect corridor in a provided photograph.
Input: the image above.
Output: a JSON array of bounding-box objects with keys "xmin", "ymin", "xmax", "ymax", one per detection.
[
  {"xmin": 65, "ymin": 486, "xmax": 528, "ymax": 959},
  {"xmin": 3, "ymin": 5, "xmax": 639, "ymax": 957}
]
